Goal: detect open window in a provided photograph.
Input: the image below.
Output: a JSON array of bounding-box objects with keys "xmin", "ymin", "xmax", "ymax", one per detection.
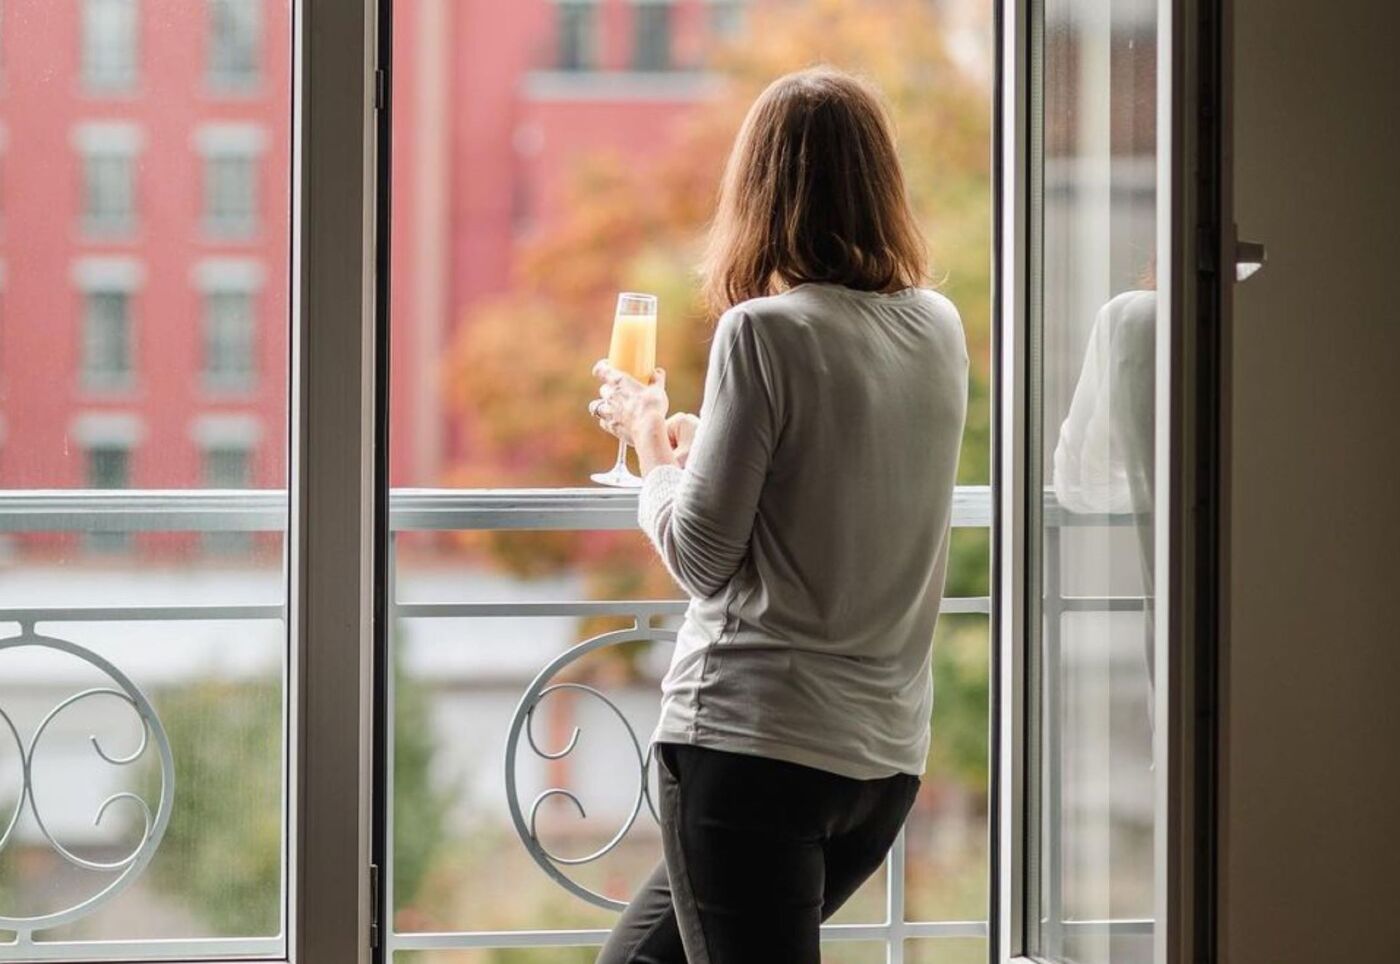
[{"xmin": 0, "ymin": 0, "xmax": 1220, "ymax": 960}]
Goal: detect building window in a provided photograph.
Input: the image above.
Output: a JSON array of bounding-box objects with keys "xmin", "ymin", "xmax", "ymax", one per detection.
[
  {"xmin": 86, "ymin": 443, "xmax": 131, "ymax": 551},
  {"xmin": 632, "ymin": 1, "xmax": 674, "ymax": 71},
  {"xmin": 631, "ymin": 1, "xmax": 674, "ymax": 71},
  {"xmin": 196, "ymin": 126, "xmax": 265, "ymax": 237},
  {"xmin": 204, "ymin": 443, "xmax": 250, "ymax": 488},
  {"xmin": 81, "ymin": 151, "xmax": 136, "ymax": 235},
  {"xmin": 204, "ymin": 290, "xmax": 256, "ymax": 389},
  {"xmin": 202, "ymin": 444, "xmax": 252, "ymax": 552},
  {"xmin": 82, "ymin": 290, "xmax": 133, "ymax": 390},
  {"xmin": 81, "ymin": 0, "xmax": 139, "ymax": 93},
  {"xmin": 208, "ymin": 0, "xmax": 261, "ymax": 91},
  {"xmin": 555, "ymin": 1, "xmax": 597, "ymax": 72},
  {"xmin": 708, "ymin": 0, "xmax": 744, "ymax": 40},
  {"xmin": 205, "ymin": 153, "xmax": 256, "ymax": 236},
  {"xmin": 74, "ymin": 256, "xmax": 143, "ymax": 390},
  {"xmin": 73, "ymin": 123, "xmax": 143, "ymax": 237}
]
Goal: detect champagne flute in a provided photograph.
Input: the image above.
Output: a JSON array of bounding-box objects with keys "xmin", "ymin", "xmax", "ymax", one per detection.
[{"xmin": 591, "ymin": 292, "xmax": 658, "ymax": 487}]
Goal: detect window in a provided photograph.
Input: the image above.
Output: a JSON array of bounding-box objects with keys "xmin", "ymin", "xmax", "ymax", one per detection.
[
  {"xmin": 1003, "ymin": 0, "xmax": 1171, "ymax": 960},
  {"xmin": 87, "ymin": 442, "xmax": 130, "ymax": 488},
  {"xmin": 86, "ymin": 441, "xmax": 132, "ymax": 551},
  {"xmin": 196, "ymin": 258, "xmax": 263, "ymax": 390},
  {"xmin": 632, "ymin": 1, "xmax": 673, "ymax": 71},
  {"xmin": 204, "ymin": 291, "xmax": 255, "ymax": 385},
  {"xmin": 200, "ymin": 435, "xmax": 255, "ymax": 552},
  {"xmin": 208, "ymin": 0, "xmax": 262, "ymax": 91},
  {"xmin": 555, "ymin": 0, "xmax": 597, "ymax": 72},
  {"xmin": 0, "ymin": 2, "xmax": 366, "ymax": 958},
  {"xmin": 0, "ymin": 123, "xmax": 7, "ymax": 231},
  {"xmin": 196, "ymin": 123, "xmax": 265, "ymax": 237},
  {"xmin": 707, "ymin": 0, "xmax": 745, "ymax": 41},
  {"xmin": 83, "ymin": 153, "xmax": 134, "ymax": 233},
  {"xmin": 81, "ymin": 0, "xmax": 139, "ymax": 92},
  {"xmin": 0, "ymin": 260, "xmax": 6, "ymax": 378},
  {"xmin": 81, "ymin": 289, "xmax": 132, "ymax": 388},
  {"xmin": 384, "ymin": 0, "xmax": 993, "ymax": 958},
  {"xmin": 74, "ymin": 256, "xmax": 143, "ymax": 391},
  {"xmin": 74, "ymin": 123, "xmax": 143, "ymax": 236},
  {"xmin": 204, "ymin": 443, "xmax": 250, "ymax": 488}
]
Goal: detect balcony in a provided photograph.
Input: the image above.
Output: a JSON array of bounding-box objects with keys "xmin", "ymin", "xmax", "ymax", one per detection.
[{"xmin": 0, "ymin": 485, "xmax": 1144, "ymax": 961}]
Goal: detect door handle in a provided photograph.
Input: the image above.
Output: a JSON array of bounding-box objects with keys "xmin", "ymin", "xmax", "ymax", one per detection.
[{"xmin": 1235, "ymin": 239, "xmax": 1267, "ymax": 281}]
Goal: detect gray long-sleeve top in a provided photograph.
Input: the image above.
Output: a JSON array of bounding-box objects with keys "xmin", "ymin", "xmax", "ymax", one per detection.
[{"xmin": 639, "ymin": 282, "xmax": 968, "ymax": 779}]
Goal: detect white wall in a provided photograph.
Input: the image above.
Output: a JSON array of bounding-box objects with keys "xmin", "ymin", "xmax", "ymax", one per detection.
[{"xmin": 1225, "ymin": 0, "xmax": 1400, "ymax": 960}]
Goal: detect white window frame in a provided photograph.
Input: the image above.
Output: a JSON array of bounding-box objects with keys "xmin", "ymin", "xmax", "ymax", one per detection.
[
  {"xmin": 994, "ymin": 0, "xmax": 1220, "ymax": 962},
  {"xmin": 0, "ymin": 2, "xmax": 377, "ymax": 961}
]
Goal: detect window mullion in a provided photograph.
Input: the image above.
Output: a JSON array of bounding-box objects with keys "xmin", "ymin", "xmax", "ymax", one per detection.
[{"xmin": 289, "ymin": 1, "xmax": 379, "ymax": 962}]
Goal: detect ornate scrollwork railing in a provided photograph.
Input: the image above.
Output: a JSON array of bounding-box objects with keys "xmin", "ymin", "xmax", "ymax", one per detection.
[
  {"xmin": 503, "ymin": 622, "xmax": 676, "ymax": 911},
  {"xmin": 0, "ymin": 627, "xmax": 175, "ymax": 946}
]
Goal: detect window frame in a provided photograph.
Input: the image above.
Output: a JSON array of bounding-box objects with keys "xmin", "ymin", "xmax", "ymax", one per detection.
[
  {"xmin": 24, "ymin": 0, "xmax": 1228, "ymax": 955},
  {"xmin": 286, "ymin": 1, "xmax": 380, "ymax": 963},
  {"xmin": 4, "ymin": 1, "xmax": 373, "ymax": 961},
  {"xmin": 993, "ymin": 0, "xmax": 1223, "ymax": 962}
]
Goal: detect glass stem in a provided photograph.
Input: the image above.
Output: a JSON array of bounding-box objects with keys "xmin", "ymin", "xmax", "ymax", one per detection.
[{"xmin": 613, "ymin": 439, "xmax": 630, "ymax": 474}]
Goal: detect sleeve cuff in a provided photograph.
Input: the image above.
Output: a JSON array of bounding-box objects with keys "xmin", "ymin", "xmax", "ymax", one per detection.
[{"xmin": 638, "ymin": 463, "xmax": 685, "ymax": 540}]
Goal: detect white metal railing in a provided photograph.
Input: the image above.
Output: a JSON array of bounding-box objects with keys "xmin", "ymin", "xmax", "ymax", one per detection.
[
  {"xmin": 384, "ymin": 486, "xmax": 993, "ymax": 962},
  {"xmin": 0, "ymin": 485, "xmax": 1147, "ymax": 962}
]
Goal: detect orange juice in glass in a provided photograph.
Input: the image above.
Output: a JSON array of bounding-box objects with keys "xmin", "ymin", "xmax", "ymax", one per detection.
[{"xmin": 592, "ymin": 292, "xmax": 658, "ymax": 487}]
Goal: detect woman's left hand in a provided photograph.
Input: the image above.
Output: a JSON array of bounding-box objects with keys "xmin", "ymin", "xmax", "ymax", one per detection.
[{"xmin": 590, "ymin": 360, "xmax": 669, "ymax": 445}]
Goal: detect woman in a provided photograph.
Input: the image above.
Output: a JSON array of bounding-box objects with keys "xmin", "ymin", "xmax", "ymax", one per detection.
[{"xmin": 589, "ymin": 66, "xmax": 968, "ymax": 963}]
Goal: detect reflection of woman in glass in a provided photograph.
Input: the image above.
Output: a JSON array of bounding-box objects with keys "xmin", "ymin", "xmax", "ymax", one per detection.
[
  {"xmin": 588, "ymin": 68, "xmax": 969, "ymax": 962},
  {"xmin": 1051, "ymin": 276, "xmax": 1157, "ymax": 711}
]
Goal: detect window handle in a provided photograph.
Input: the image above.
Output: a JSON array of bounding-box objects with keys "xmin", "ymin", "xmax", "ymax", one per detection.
[{"xmin": 1235, "ymin": 239, "xmax": 1267, "ymax": 282}]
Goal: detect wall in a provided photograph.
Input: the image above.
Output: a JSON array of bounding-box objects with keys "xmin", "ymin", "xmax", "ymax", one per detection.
[{"xmin": 1225, "ymin": 0, "xmax": 1400, "ymax": 960}]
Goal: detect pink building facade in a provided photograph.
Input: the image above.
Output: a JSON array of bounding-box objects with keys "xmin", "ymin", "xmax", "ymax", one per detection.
[
  {"xmin": 0, "ymin": 0, "xmax": 292, "ymax": 555},
  {"xmin": 0, "ymin": 0, "xmax": 735, "ymax": 553},
  {"xmin": 389, "ymin": 0, "xmax": 732, "ymax": 485}
]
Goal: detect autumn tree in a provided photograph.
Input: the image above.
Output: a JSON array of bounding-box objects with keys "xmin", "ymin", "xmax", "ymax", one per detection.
[{"xmin": 443, "ymin": 0, "xmax": 993, "ymax": 598}]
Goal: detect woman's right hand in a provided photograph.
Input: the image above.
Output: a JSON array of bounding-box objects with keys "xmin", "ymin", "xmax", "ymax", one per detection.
[{"xmin": 666, "ymin": 413, "xmax": 701, "ymax": 468}]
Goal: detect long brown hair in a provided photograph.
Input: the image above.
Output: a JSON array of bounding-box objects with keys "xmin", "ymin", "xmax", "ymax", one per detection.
[{"xmin": 702, "ymin": 66, "xmax": 928, "ymax": 318}]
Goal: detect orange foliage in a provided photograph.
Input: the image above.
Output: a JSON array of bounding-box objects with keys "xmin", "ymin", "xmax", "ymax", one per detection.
[{"xmin": 442, "ymin": 0, "xmax": 993, "ymax": 591}]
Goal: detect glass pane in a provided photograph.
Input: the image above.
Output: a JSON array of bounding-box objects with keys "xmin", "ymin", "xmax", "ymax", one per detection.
[
  {"xmin": 905, "ymin": 938, "xmax": 989, "ymax": 964},
  {"xmin": 0, "ymin": 0, "xmax": 291, "ymax": 957},
  {"xmin": 1034, "ymin": 0, "xmax": 1161, "ymax": 960},
  {"xmin": 388, "ymin": 0, "xmax": 992, "ymax": 956}
]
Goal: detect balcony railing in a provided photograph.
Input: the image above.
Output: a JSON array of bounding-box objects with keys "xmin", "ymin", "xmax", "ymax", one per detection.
[{"xmin": 0, "ymin": 486, "xmax": 1144, "ymax": 962}]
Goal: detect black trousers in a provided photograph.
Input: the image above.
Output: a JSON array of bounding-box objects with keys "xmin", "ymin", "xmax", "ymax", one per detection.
[{"xmin": 597, "ymin": 742, "xmax": 920, "ymax": 964}]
